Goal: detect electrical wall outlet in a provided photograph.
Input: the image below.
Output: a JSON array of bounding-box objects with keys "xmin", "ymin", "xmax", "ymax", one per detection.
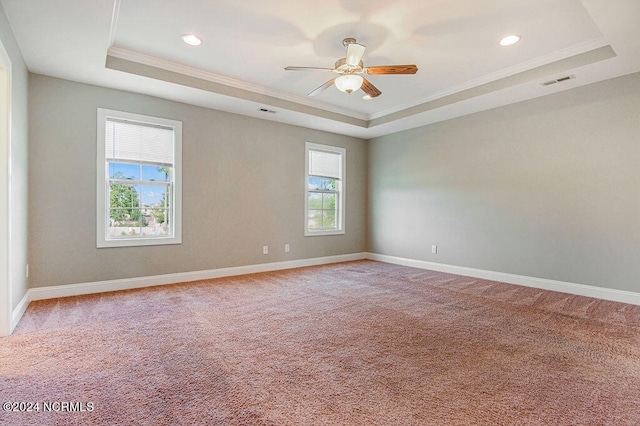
[
  {"xmin": 263, "ymin": 246, "xmax": 268, "ymax": 255},
  {"xmin": 431, "ymin": 245, "xmax": 437, "ymax": 254},
  {"xmin": 285, "ymin": 244, "xmax": 290, "ymax": 253}
]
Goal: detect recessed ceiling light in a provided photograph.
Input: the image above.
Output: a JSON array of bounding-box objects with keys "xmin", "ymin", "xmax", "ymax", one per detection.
[
  {"xmin": 181, "ymin": 34, "xmax": 202, "ymax": 46},
  {"xmin": 500, "ymin": 34, "xmax": 521, "ymax": 46}
]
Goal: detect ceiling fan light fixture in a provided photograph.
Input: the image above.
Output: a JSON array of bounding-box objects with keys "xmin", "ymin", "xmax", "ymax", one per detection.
[
  {"xmin": 335, "ymin": 74, "xmax": 363, "ymax": 94},
  {"xmin": 362, "ymin": 95, "xmax": 373, "ymax": 100},
  {"xmin": 181, "ymin": 34, "xmax": 202, "ymax": 46},
  {"xmin": 499, "ymin": 34, "xmax": 520, "ymax": 46}
]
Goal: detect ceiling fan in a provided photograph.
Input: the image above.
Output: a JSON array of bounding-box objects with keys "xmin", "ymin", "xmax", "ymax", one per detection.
[{"xmin": 285, "ymin": 37, "xmax": 418, "ymax": 99}]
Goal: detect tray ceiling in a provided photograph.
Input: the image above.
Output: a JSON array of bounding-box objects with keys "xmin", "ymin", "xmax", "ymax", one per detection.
[{"xmin": 2, "ymin": 0, "xmax": 638, "ymax": 138}]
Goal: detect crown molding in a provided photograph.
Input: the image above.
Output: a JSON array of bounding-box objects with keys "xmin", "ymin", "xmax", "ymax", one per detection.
[
  {"xmin": 107, "ymin": 46, "xmax": 369, "ymax": 121},
  {"xmin": 369, "ymin": 37, "xmax": 609, "ymax": 121},
  {"xmin": 106, "ymin": 37, "xmax": 614, "ymax": 134},
  {"xmin": 369, "ymin": 44, "xmax": 616, "ymax": 128}
]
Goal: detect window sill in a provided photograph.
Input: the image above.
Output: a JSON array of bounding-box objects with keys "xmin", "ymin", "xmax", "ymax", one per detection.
[
  {"xmin": 304, "ymin": 229, "xmax": 345, "ymax": 237},
  {"xmin": 97, "ymin": 236, "xmax": 181, "ymax": 248}
]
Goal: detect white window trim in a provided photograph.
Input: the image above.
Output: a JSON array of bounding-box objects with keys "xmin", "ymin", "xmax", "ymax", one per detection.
[
  {"xmin": 97, "ymin": 108, "xmax": 182, "ymax": 248},
  {"xmin": 304, "ymin": 142, "xmax": 345, "ymax": 237}
]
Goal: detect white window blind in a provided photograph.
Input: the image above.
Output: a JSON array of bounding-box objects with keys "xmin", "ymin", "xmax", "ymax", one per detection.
[
  {"xmin": 309, "ymin": 149, "xmax": 341, "ymax": 179},
  {"xmin": 105, "ymin": 119, "xmax": 174, "ymax": 165}
]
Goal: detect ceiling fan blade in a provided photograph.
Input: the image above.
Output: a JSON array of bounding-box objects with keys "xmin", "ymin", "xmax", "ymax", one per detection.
[
  {"xmin": 360, "ymin": 77, "xmax": 382, "ymax": 98},
  {"xmin": 285, "ymin": 66, "xmax": 334, "ymax": 71},
  {"xmin": 345, "ymin": 43, "xmax": 366, "ymax": 66},
  {"xmin": 308, "ymin": 78, "xmax": 336, "ymax": 97},
  {"xmin": 365, "ymin": 65, "xmax": 418, "ymax": 75}
]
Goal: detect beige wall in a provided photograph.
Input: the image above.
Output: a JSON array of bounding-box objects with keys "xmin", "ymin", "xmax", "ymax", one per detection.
[
  {"xmin": 28, "ymin": 74, "xmax": 367, "ymax": 288},
  {"xmin": 26, "ymin": 69, "xmax": 640, "ymax": 294},
  {"xmin": 368, "ymin": 73, "xmax": 640, "ymax": 293},
  {"xmin": 0, "ymin": 3, "xmax": 29, "ymax": 316}
]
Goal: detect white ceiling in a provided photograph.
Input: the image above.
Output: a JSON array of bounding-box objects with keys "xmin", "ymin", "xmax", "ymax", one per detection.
[{"xmin": 2, "ymin": 0, "xmax": 639, "ymax": 138}]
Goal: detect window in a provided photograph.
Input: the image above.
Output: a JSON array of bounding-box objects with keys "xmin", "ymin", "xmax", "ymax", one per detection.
[
  {"xmin": 97, "ymin": 109, "xmax": 182, "ymax": 247},
  {"xmin": 305, "ymin": 143, "xmax": 345, "ymax": 236}
]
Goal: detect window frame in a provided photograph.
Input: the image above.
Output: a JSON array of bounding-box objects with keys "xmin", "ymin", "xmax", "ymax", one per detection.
[
  {"xmin": 96, "ymin": 108, "xmax": 182, "ymax": 248},
  {"xmin": 304, "ymin": 142, "xmax": 346, "ymax": 237}
]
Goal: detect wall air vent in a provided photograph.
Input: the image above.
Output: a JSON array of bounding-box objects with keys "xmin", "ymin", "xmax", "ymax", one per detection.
[
  {"xmin": 258, "ymin": 108, "xmax": 277, "ymax": 114},
  {"xmin": 541, "ymin": 75, "xmax": 575, "ymax": 86}
]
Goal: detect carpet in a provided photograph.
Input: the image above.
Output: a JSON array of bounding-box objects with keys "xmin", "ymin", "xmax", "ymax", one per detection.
[{"xmin": 1, "ymin": 260, "xmax": 639, "ymax": 425}]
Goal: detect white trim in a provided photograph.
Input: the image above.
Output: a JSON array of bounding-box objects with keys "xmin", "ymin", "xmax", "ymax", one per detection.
[
  {"xmin": 0, "ymin": 39, "xmax": 11, "ymax": 337},
  {"xmin": 366, "ymin": 253, "xmax": 640, "ymax": 306},
  {"xmin": 107, "ymin": 46, "xmax": 369, "ymax": 122},
  {"xmin": 107, "ymin": 0, "xmax": 122, "ymax": 48},
  {"xmin": 26, "ymin": 253, "xmax": 366, "ymax": 302},
  {"xmin": 9, "ymin": 251, "xmax": 640, "ymax": 330},
  {"xmin": 96, "ymin": 108, "xmax": 182, "ymax": 248},
  {"xmin": 368, "ymin": 37, "xmax": 609, "ymax": 120},
  {"xmin": 304, "ymin": 142, "xmax": 346, "ymax": 237},
  {"xmin": 11, "ymin": 290, "xmax": 29, "ymax": 331}
]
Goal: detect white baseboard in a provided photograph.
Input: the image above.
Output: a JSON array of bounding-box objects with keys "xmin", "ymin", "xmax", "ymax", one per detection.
[
  {"xmin": 366, "ymin": 253, "xmax": 640, "ymax": 306},
  {"xmin": 11, "ymin": 290, "xmax": 31, "ymax": 333},
  {"xmin": 10, "ymin": 250, "xmax": 639, "ymax": 333},
  {"xmin": 26, "ymin": 253, "xmax": 367, "ymax": 303}
]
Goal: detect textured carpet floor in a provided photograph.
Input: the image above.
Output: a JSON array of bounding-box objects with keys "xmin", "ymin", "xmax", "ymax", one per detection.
[{"xmin": 1, "ymin": 260, "xmax": 639, "ymax": 425}]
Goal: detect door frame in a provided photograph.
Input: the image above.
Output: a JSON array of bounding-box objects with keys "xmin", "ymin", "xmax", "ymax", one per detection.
[{"xmin": 0, "ymin": 37, "xmax": 12, "ymax": 337}]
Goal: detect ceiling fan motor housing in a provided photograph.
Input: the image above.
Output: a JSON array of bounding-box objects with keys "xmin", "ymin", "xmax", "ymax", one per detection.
[
  {"xmin": 342, "ymin": 37, "xmax": 358, "ymax": 47},
  {"xmin": 335, "ymin": 58, "xmax": 364, "ymax": 74}
]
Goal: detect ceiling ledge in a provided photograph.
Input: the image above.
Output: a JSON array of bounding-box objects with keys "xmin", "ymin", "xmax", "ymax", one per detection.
[
  {"xmin": 106, "ymin": 46, "xmax": 369, "ymax": 122},
  {"xmin": 369, "ymin": 45, "xmax": 616, "ymax": 127},
  {"xmin": 107, "ymin": 43, "xmax": 616, "ymax": 134}
]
